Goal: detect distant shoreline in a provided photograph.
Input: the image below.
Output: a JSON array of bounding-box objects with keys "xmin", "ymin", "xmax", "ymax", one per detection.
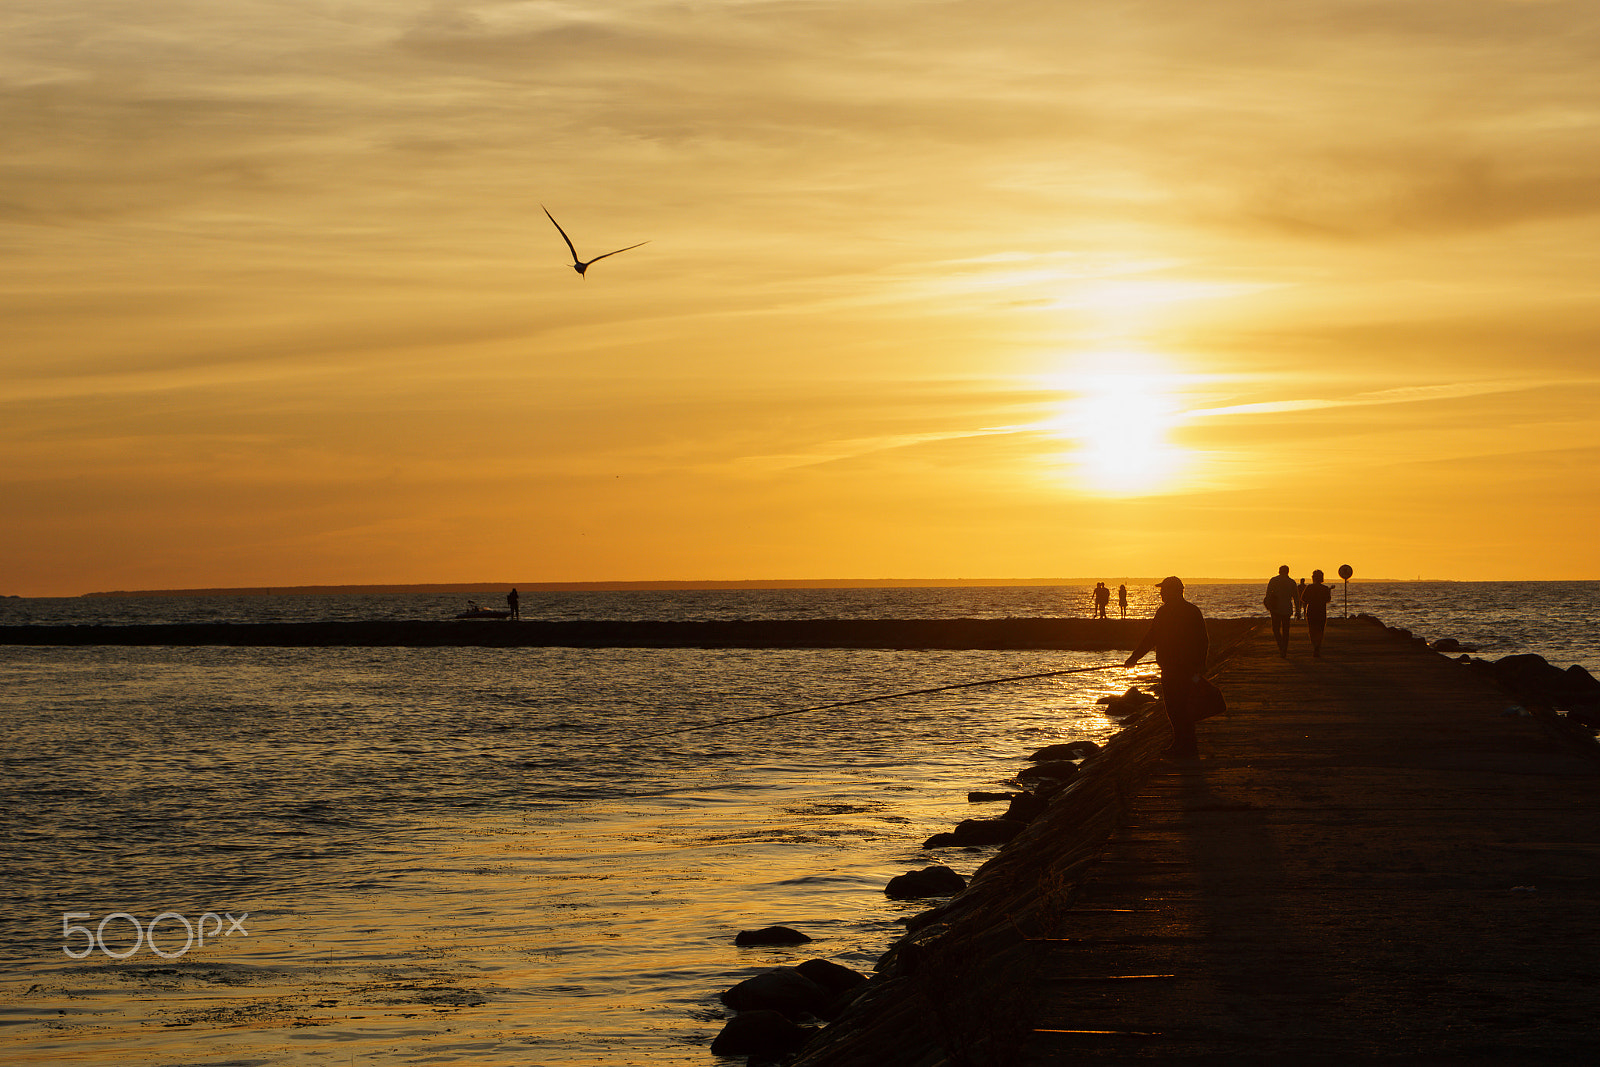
[{"xmin": 78, "ymin": 577, "xmax": 1419, "ymax": 598}]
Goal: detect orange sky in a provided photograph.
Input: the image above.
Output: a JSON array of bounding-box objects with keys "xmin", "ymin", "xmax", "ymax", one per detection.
[{"xmin": 4, "ymin": 1, "xmax": 1599, "ymax": 596}]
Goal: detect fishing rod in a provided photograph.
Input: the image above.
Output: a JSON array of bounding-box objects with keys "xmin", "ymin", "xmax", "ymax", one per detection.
[{"xmin": 627, "ymin": 661, "xmax": 1126, "ymax": 742}]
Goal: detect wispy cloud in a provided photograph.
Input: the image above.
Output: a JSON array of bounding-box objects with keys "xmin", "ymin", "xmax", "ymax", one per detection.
[
  {"xmin": 1185, "ymin": 379, "xmax": 1563, "ymax": 419},
  {"xmin": 722, "ymin": 425, "xmax": 1030, "ymax": 476}
]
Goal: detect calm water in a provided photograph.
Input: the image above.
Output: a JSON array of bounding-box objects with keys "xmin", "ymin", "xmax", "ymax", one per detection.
[{"xmin": 1, "ymin": 583, "xmax": 1595, "ymax": 1065}]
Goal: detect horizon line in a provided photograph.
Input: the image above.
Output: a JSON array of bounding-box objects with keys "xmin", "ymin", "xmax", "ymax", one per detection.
[{"xmin": 75, "ymin": 575, "xmax": 1455, "ymax": 597}]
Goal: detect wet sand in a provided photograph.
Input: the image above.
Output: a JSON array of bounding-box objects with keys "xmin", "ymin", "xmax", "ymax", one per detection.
[{"xmin": 794, "ymin": 616, "xmax": 1600, "ymax": 1065}]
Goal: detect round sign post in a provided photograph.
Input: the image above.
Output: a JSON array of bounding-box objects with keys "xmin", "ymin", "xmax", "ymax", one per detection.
[{"xmin": 1338, "ymin": 564, "xmax": 1354, "ymax": 616}]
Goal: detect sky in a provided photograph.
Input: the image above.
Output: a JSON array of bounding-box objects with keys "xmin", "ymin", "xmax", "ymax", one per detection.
[{"xmin": 4, "ymin": 0, "xmax": 1599, "ymax": 596}]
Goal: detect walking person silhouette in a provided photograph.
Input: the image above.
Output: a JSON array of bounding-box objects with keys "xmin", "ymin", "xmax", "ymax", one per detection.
[
  {"xmin": 1264, "ymin": 565, "xmax": 1297, "ymax": 657},
  {"xmin": 1302, "ymin": 570, "xmax": 1333, "ymax": 657}
]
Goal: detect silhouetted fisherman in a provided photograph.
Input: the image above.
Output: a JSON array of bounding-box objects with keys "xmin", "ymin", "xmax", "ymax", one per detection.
[
  {"xmin": 507, "ymin": 588, "xmax": 520, "ymax": 620},
  {"xmin": 1118, "ymin": 583, "xmax": 1128, "ymax": 619},
  {"xmin": 1124, "ymin": 576, "xmax": 1209, "ymax": 759}
]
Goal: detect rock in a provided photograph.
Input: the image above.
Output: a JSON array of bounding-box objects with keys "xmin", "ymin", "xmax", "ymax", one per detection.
[
  {"xmin": 966, "ymin": 790, "xmax": 1016, "ymax": 803},
  {"xmin": 1491, "ymin": 655, "xmax": 1600, "ymax": 714},
  {"xmin": 1032, "ymin": 776, "xmax": 1074, "ymax": 800},
  {"xmin": 922, "ymin": 818, "xmax": 1027, "ymax": 849},
  {"xmin": 1096, "ymin": 687, "xmax": 1152, "ymax": 711},
  {"xmin": 817, "ymin": 982, "xmax": 865, "ymax": 1022},
  {"xmin": 734, "ymin": 925, "xmax": 812, "ymax": 947},
  {"xmin": 710, "ymin": 1009, "xmax": 814, "ymax": 1057},
  {"xmin": 1431, "ymin": 638, "xmax": 1461, "ymax": 652},
  {"xmin": 795, "ymin": 958, "xmax": 867, "ymax": 997},
  {"xmin": 1001, "ymin": 791, "xmax": 1047, "ymax": 823},
  {"xmin": 1017, "ymin": 760, "xmax": 1078, "ymax": 783},
  {"xmin": 1566, "ymin": 664, "xmax": 1600, "ymax": 692},
  {"xmin": 1492, "ymin": 653, "xmax": 1563, "ymax": 697},
  {"xmin": 885, "ymin": 865, "xmax": 967, "ymax": 899},
  {"xmin": 1027, "ymin": 740, "xmax": 1100, "ymax": 762},
  {"xmin": 721, "ymin": 967, "xmax": 829, "ymax": 1018}
]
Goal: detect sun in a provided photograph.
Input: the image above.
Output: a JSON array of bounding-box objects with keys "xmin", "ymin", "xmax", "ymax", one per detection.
[{"xmin": 1036, "ymin": 354, "xmax": 1191, "ymax": 496}]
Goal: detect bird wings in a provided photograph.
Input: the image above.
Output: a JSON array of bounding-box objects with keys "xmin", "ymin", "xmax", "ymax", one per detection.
[{"xmin": 542, "ymin": 205, "xmax": 648, "ymax": 272}]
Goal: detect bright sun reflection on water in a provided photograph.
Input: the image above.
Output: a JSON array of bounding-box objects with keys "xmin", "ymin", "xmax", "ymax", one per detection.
[{"xmin": 1035, "ymin": 353, "xmax": 1191, "ymax": 496}]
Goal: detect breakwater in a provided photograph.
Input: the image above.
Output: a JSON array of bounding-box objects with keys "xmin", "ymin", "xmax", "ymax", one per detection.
[
  {"xmin": 764, "ymin": 617, "xmax": 1600, "ymax": 1065},
  {"xmin": 0, "ymin": 618, "xmax": 1254, "ymax": 650},
  {"xmin": 781, "ymin": 689, "xmax": 1179, "ymax": 1066}
]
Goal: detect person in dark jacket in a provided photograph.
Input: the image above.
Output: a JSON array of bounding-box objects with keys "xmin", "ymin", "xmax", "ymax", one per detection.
[
  {"xmin": 1124, "ymin": 575, "xmax": 1209, "ymax": 758},
  {"xmin": 1264, "ymin": 564, "xmax": 1297, "ymax": 656}
]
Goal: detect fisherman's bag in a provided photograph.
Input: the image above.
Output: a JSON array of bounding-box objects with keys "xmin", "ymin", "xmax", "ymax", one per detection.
[{"xmin": 1190, "ymin": 677, "xmax": 1227, "ymax": 723}]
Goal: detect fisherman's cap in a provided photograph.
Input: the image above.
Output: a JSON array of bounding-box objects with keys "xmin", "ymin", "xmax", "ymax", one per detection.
[{"xmin": 1156, "ymin": 575, "xmax": 1184, "ymax": 590}]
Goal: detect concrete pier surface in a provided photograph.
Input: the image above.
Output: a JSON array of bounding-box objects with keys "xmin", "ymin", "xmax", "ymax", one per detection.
[{"xmin": 794, "ymin": 617, "xmax": 1600, "ymax": 1066}]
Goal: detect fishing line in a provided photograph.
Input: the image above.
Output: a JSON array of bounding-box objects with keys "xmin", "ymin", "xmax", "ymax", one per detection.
[{"xmin": 626, "ymin": 660, "xmax": 1126, "ymax": 741}]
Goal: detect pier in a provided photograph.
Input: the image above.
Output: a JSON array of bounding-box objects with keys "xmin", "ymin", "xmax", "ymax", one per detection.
[
  {"xmin": 0, "ymin": 617, "xmax": 1243, "ymax": 650},
  {"xmin": 793, "ymin": 616, "xmax": 1600, "ymax": 1065}
]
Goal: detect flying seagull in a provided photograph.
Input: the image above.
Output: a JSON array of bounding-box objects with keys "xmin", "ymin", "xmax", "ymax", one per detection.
[{"xmin": 542, "ymin": 205, "xmax": 648, "ymax": 278}]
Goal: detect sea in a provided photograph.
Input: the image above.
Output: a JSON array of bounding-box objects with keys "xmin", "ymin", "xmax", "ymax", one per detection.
[{"xmin": 1, "ymin": 582, "xmax": 1595, "ymax": 1066}]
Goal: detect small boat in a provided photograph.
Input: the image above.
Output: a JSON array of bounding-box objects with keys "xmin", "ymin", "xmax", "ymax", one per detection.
[{"xmin": 454, "ymin": 602, "xmax": 510, "ymax": 620}]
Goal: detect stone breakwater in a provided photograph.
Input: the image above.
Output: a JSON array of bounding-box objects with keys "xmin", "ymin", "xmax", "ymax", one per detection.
[
  {"xmin": 767, "ymin": 634, "xmax": 1253, "ymax": 1067},
  {"xmin": 796, "ymin": 723, "xmax": 1171, "ymax": 1067},
  {"xmin": 0, "ymin": 618, "xmax": 1247, "ymax": 650},
  {"xmin": 700, "ymin": 626, "xmax": 1255, "ymax": 1065},
  {"xmin": 758, "ymin": 616, "xmax": 1600, "ymax": 1066}
]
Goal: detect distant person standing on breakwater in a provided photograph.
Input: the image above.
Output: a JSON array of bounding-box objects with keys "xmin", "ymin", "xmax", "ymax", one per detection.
[
  {"xmin": 507, "ymin": 588, "xmax": 520, "ymax": 620},
  {"xmin": 1264, "ymin": 564, "xmax": 1297, "ymax": 657},
  {"xmin": 1296, "ymin": 577, "xmax": 1307, "ymax": 619},
  {"xmin": 1118, "ymin": 583, "xmax": 1128, "ymax": 619},
  {"xmin": 1125, "ymin": 576, "xmax": 1210, "ymax": 759},
  {"xmin": 1302, "ymin": 570, "xmax": 1333, "ymax": 657},
  {"xmin": 1093, "ymin": 582, "xmax": 1110, "ymax": 619}
]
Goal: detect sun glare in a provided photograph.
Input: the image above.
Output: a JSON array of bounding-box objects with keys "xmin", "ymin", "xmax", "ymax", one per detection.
[{"xmin": 1036, "ymin": 354, "xmax": 1191, "ymax": 496}]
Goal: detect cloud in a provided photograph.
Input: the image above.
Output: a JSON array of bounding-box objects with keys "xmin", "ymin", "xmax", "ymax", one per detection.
[
  {"xmin": 1238, "ymin": 152, "xmax": 1600, "ymax": 240},
  {"xmin": 1184, "ymin": 379, "xmax": 1555, "ymax": 419},
  {"xmin": 7, "ymin": 1, "xmax": 1600, "ymax": 589}
]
